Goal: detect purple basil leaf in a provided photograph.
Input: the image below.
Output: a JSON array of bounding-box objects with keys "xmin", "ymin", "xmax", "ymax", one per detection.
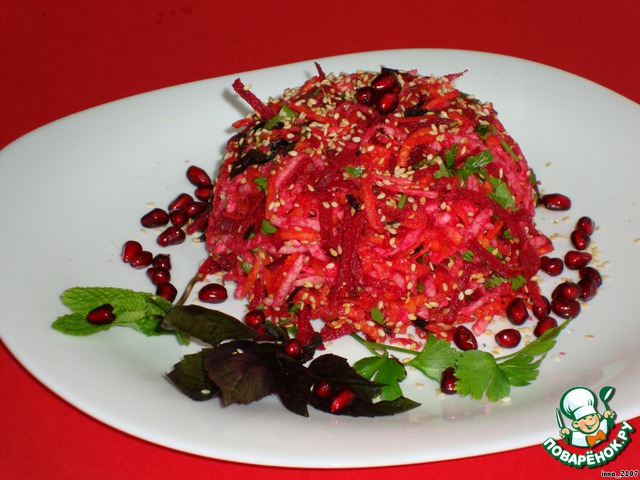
[
  {"xmin": 308, "ymin": 354, "xmax": 383, "ymax": 400},
  {"xmin": 167, "ymin": 350, "xmax": 219, "ymax": 401},
  {"xmin": 162, "ymin": 305, "xmax": 258, "ymax": 345},
  {"xmin": 273, "ymin": 353, "xmax": 314, "ymax": 417},
  {"xmin": 203, "ymin": 340, "xmax": 279, "ymax": 405},
  {"xmin": 310, "ymin": 394, "xmax": 421, "ymax": 417}
]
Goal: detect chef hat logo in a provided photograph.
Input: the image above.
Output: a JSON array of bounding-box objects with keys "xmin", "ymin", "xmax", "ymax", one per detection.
[{"xmin": 560, "ymin": 387, "xmax": 598, "ymax": 421}]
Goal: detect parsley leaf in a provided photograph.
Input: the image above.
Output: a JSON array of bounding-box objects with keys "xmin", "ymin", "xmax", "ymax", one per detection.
[
  {"xmin": 345, "ymin": 166, "xmax": 365, "ymax": 178},
  {"xmin": 485, "ymin": 274, "xmax": 507, "ymax": 289},
  {"xmin": 353, "ymin": 353, "xmax": 407, "ymax": 401},
  {"xmin": 510, "ymin": 274, "xmax": 527, "ymax": 290},
  {"xmin": 457, "ymin": 150, "xmax": 493, "ymax": 181},
  {"xmin": 501, "ymin": 140, "xmax": 520, "ymax": 162},
  {"xmin": 253, "ymin": 177, "xmax": 268, "ymax": 191},
  {"xmin": 370, "ymin": 306, "xmax": 385, "ymax": 325},
  {"xmin": 488, "ymin": 177, "xmax": 515, "ymax": 209},
  {"xmin": 407, "ymin": 333, "xmax": 461, "ymax": 381},
  {"xmin": 260, "ymin": 219, "xmax": 277, "ymax": 234},
  {"xmin": 264, "ymin": 104, "xmax": 297, "ymax": 129},
  {"xmin": 454, "ymin": 319, "xmax": 572, "ymax": 401},
  {"xmin": 454, "ymin": 350, "xmax": 506, "ymax": 400},
  {"xmin": 434, "ymin": 144, "xmax": 458, "ymax": 179},
  {"xmin": 475, "ymin": 124, "xmax": 493, "ymax": 140},
  {"xmin": 397, "ymin": 193, "xmax": 407, "ymax": 209}
]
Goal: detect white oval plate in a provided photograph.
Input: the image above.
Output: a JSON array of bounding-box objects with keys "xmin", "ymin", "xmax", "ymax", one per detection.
[{"xmin": 1, "ymin": 49, "xmax": 639, "ymax": 468}]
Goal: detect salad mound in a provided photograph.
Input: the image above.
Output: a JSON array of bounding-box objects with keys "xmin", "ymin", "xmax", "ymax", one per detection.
[{"xmin": 202, "ymin": 66, "xmax": 553, "ymax": 349}]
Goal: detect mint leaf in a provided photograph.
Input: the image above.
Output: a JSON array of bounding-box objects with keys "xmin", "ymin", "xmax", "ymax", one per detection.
[
  {"xmin": 54, "ymin": 287, "xmax": 176, "ymax": 339},
  {"xmin": 62, "ymin": 287, "xmax": 149, "ymax": 314},
  {"xmin": 52, "ymin": 313, "xmax": 111, "ymax": 336},
  {"xmin": 407, "ymin": 333, "xmax": 461, "ymax": 381}
]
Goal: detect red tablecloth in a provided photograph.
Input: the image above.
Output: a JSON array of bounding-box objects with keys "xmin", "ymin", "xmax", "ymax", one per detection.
[{"xmin": 2, "ymin": 1, "xmax": 639, "ymax": 478}]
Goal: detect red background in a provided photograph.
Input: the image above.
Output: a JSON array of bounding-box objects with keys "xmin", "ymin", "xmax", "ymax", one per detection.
[{"xmin": 1, "ymin": 1, "xmax": 639, "ymax": 478}]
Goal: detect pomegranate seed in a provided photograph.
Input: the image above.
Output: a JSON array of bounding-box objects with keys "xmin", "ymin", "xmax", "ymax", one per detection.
[
  {"xmin": 371, "ymin": 68, "xmax": 400, "ymax": 93},
  {"xmin": 570, "ymin": 230, "xmax": 591, "ymax": 250},
  {"xmin": 552, "ymin": 281, "xmax": 582, "ymax": 301},
  {"xmin": 534, "ymin": 316, "xmax": 558, "ymax": 337},
  {"xmin": 140, "ymin": 208, "xmax": 170, "ymax": 228},
  {"xmin": 453, "ymin": 325, "xmax": 478, "ymax": 351},
  {"xmin": 86, "ymin": 304, "xmax": 116, "ymax": 325},
  {"xmin": 198, "ymin": 283, "xmax": 228, "ymax": 303},
  {"xmin": 313, "ymin": 380, "xmax": 333, "ymax": 399},
  {"xmin": 495, "ymin": 328, "xmax": 522, "ymax": 348},
  {"xmin": 532, "ymin": 296, "xmax": 551, "ymax": 320},
  {"xmin": 506, "ymin": 298, "xmax": 529, "ymax": 325},
  {"xmin": 440, "ymin": 367, "xmax": 457, "ymax": 395},
  {"xmin": 152, "ymin": 253, "xmax": 171, "ymax": 270},
  {"xmin": 578, "ymin": 277, "xmax": 598, "ymax": 301},
  {"xmin": 540, "ymin": 193, "xmax": 571, "ymax": 211},
  {"xmin": 157, "ymin": 226, "xmax": 186, "ymax": 247},
  {"xmin": 194, "ymin": 185, "xmax": 214, "ymax": 201},
  {"xmin": 579, "ymin": 266, "xmax": 603, "ymax": 288},
  {"xmin": 551, "ymin": 298, "xmax": 581, "ymax": 319},
  {"xmin": 146, "ymin": 266, "xmax": 171, "ymax": 285},
  {"xmin": 539, "ymin": 256, "xmax": 564, "ymax": 276},
  {"xmin": 169, "ymin": 209, "xmax": 188, "ymax": 227},
  {"xmin": 330, "ymin": 389, "xmax": 356, "ymax": 413},
  {"xmin": 121, "ymin": 240, "xmax": 143, "ymax": 263},
  {"xmin": 168, "ymin": 193, "xmax": 193, "ymax": 212},
  {"xmin": 130, "ymin": 250, "xmax": 153, "ymax": 269},
  {"xmin": 564, "ymin": 250, "xmax": 592, "ymax": 270},
  {"xmin": 244, "ymin": 310, "xmax": 266, "ymax": 327},
  {"xmin": 576, "ymin": 216, "xmax": 596, "ymax": 235},
  {"xmin": 356, "ymin": 86, "xmax": 375, "ymax": 106},
  {"xmin": 184, "ymin": 201, "xmax": 206, "ymax": 218},
  {"xmin": 283, "ymin": 339, "xmax": 303, "ymax": 359},
  {"xmin": 156, "ymin": 283, "xmax": 177, "ymax": 302},
  {"xmin": 186, "ymin": 165, "xmax": 212, "ymax": 187},
  {"xmin": 376, "ymin": 92, "xmax": 399, "ymax": 114}
]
